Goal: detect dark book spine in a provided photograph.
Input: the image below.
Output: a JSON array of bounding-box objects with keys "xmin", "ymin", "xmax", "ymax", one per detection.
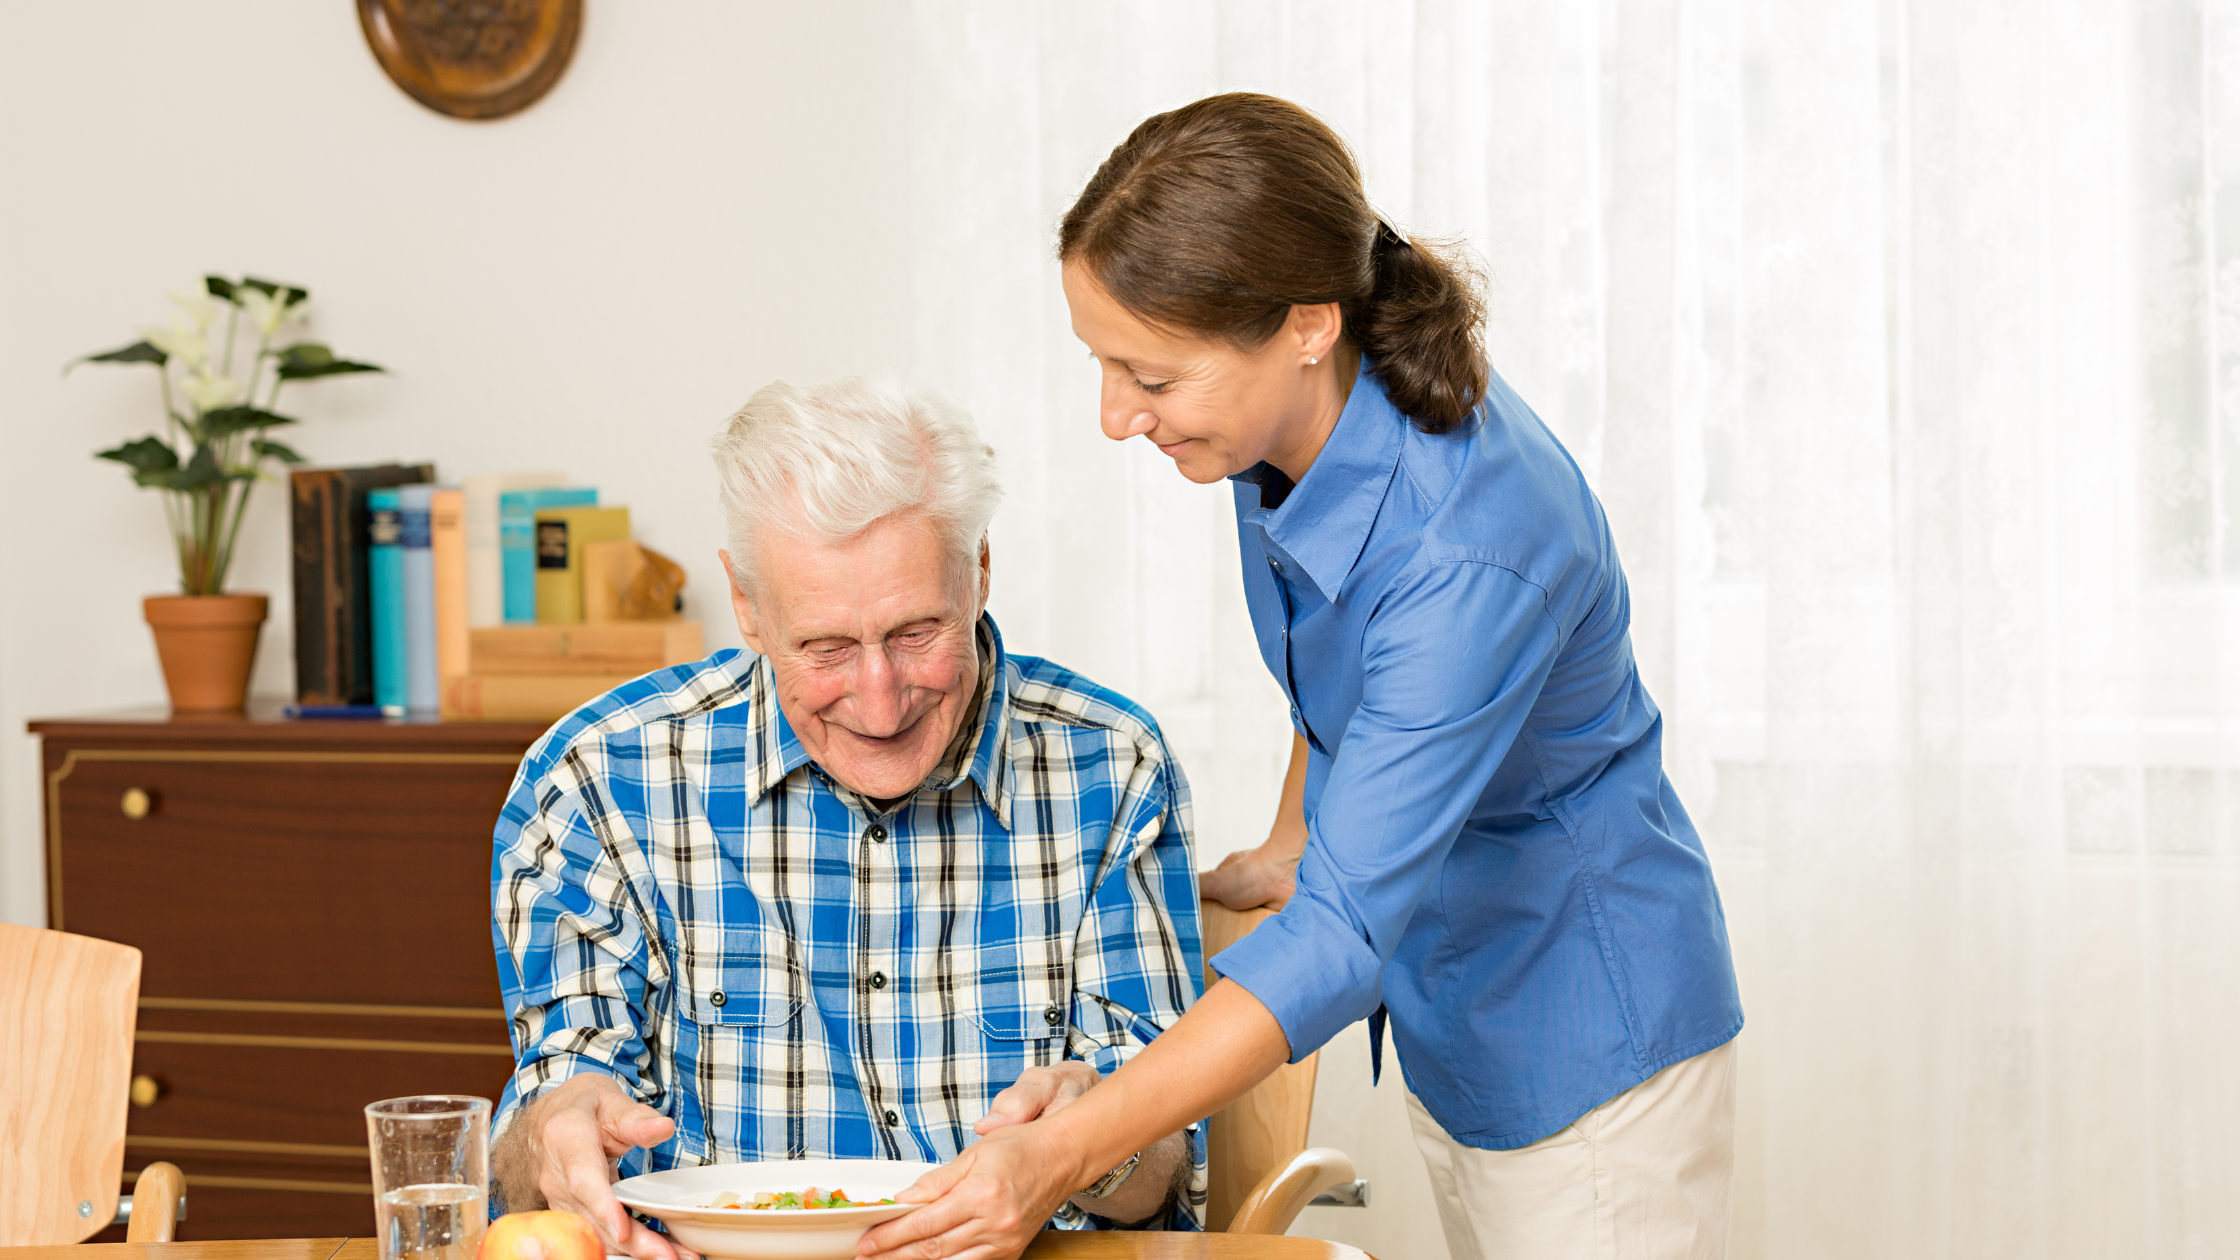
[{"xmin": 290, "ymin": 469, "xmax": 348, "ymax": 705}]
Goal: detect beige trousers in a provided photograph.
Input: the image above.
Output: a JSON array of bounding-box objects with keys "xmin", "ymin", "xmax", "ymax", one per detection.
[{"xmin": 1406, "ymin": 1039, "xmax": 1737, "ymax": 1260}]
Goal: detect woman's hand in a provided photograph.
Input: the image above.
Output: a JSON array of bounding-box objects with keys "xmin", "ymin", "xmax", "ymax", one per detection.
[
  {"xmin": 1202, "ymin": 730, "xmax": 1310, "ymax": 910},
  {"xmin": 857, "ymin": 1118, "xmax": 1081, "ymax": 1260},
  {"xmin": 1200, "ymin": 844, "xmax": 1298, "ymax": 910}
]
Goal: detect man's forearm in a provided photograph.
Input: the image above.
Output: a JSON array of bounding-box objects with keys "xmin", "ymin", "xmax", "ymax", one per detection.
[{"xmin": 1066, "ymin": 1128, "xmax": 1191, "ymax": 1226}]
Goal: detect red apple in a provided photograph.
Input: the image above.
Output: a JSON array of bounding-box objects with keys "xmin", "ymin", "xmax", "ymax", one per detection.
[{"xmin": 478, "ymin": 1210, "xmax": 604, "ymax": 1260}]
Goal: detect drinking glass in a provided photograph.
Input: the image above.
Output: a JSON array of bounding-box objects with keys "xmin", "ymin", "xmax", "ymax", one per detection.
[{"xmin": 366, "ymin": 1095, "xmax": 492, "ymax": 1260}]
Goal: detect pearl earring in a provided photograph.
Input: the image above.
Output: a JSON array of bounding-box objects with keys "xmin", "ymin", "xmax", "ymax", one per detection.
[{"xmin": 1309, "ymin": 357, "xmax": 1319, "ymax": 365}]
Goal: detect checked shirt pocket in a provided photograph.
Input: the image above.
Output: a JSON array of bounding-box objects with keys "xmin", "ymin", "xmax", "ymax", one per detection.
[
  {"xmin": 673, "ymin": 951, "xmax": 808, "ymax": 1159},
  {"xmin": 970, "ymin": 932, "xmax": 1070, "ymax": 1067}
]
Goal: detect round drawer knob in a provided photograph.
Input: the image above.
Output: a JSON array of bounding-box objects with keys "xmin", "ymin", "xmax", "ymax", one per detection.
[
  {"xmin": 120, "ymin": 788, "xmax": 155, "ymax": 820},
  {"xmin": 130, "ymin": 1074, "xmax": 164, "ymax": 1107}
]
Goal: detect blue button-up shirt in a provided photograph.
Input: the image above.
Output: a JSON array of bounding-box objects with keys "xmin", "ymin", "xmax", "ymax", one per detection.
[
  {"xmin": 491, "ymin": 618, "xmax": 1206, "ymax": 1228},
  {"xmin": 1211, "ymin": 363, "xmax": 1743, "ymax": 1151}
]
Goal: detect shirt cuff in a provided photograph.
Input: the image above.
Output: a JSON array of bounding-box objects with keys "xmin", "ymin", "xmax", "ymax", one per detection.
[{"xmin": 1208, "ymin": 893, "xmax": 1385, "ymax": 1063}]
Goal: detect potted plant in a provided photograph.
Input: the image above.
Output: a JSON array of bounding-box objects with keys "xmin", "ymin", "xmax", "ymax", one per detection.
[{"xmin": 74, "ymin": 276, "xmax": 383, "ymax": 711}]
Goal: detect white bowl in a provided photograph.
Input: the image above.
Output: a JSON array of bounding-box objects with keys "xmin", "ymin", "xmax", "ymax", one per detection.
[{"xmin": 612, "ymin": 1159, "xmax": 936, "ymax": 1260}]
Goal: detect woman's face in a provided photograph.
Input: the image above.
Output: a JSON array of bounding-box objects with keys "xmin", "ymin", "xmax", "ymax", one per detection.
[{"xmin": 1063, "ymin": 261, "xmax": 1342, "ymax": 484}]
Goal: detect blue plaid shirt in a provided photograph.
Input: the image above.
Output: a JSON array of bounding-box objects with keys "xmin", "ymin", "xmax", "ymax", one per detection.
[{"xmin": 490, "ymin": 617, "xmax": 1206, "ymax": 1229}]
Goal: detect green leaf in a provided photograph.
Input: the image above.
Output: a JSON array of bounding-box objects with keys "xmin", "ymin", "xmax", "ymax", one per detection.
[
  {"xmin": 97, "ymin": 436, "xmax": 181, "ymax": 472},
  {"xmin": 72, "ymin": 340, "xmax": 168, "ymax": 370},
  {"xmin": 204, "ymin": 275, "xmax": 239, "ymax": 302},
  {"xmin": 199, "ymin": 405, "xmax": 298, "ymax": 437},
  {"xmin": 176, "ymin": 443, "xmax": 228, "ymax": 489},
  {"xmin": 275, "ymin": 341, "xmax": 382, "ymax": 380},
  {"xmin": 251, "ymin": 437, "xmax": 307, "ymax": 464},
  {"xmin": 240, "ymin": 276, "xmax": 308, "ymax": 307},
  {"xmin": 97, "ymin": 436, "xmax": 187, "ymax": 489}
]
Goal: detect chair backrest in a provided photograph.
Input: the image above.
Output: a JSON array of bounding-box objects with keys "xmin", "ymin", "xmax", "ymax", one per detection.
[
  {"xmin": 1200, "ymin": 900, "xmax": 1320, "ymax": 1233},
  {"xmin": 0, "ymin": 923, "xmax": 143, "ymax": 1245}
]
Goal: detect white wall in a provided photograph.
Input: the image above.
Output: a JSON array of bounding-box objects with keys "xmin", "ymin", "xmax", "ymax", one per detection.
[{"xmin": 0, "ymin": 2, "xmax": 914, "ymax": 922}]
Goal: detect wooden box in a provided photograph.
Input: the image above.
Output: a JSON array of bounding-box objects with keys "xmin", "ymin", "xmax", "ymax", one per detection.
[{"xmin": 31, "ymin": 704, "xmax": 546, "ymax": 1240}]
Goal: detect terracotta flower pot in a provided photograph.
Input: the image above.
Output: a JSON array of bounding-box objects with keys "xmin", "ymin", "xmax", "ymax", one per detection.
[{"xmin": 144, "ymin": 593, "xmax": 268, "ymax": 712}]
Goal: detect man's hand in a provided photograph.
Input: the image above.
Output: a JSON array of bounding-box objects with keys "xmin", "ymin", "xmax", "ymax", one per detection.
[
  {"xmin": 1200, "ymin": 844, "xmax": 1298, "ymax": 911},
  {"xmin": 973, "ymin": 1062, "xmax": 1100, "ymax": 1135},
  {"xmin": 973, "ymin": 1062, "xmax": 1186, "ymax": 1228},
  {"xmin": 492, "ymin": 1075, "xmax": 693, "ymax": 1260}
]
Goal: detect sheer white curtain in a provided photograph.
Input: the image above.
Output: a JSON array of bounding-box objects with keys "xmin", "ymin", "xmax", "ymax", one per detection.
[{"xmin": 906, "ymin": 3, "xmax": 2240, "ymax": 1257}]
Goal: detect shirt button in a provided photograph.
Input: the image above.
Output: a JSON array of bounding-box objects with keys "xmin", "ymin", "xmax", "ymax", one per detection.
[
  {"xmin": 1043, "ymin": 1005, "xmax": 1063, "ymax": 1028},
  {"xmin": 865, "ymin": 823, "xmax": 887, "ymax": 843},
  {"xmin": 883, "ymin": 1109, "xmax": 900, "ymax": 1126},
  {"xmin": 869, "ymin": 971, "xmax": 887, "ymax": 990},
  {"xmin": 709, "ymin": 990, "xmax": 727, "ymax": 1008}
]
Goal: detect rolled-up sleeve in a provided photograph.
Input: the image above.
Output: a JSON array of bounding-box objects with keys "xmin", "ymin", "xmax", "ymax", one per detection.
[
  {"xmin": 1211, "ymin": 560, "xmax": 1561, "ymax": 1060},
  {"xmin": 491, "ymin": 758, "xmax": 665, "ymax": 1134}
]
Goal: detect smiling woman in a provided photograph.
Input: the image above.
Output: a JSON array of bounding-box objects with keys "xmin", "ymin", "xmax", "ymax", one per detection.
[{"xmin": 863, "ymin": 92, "xmax": 1743, "ymax": 1260}]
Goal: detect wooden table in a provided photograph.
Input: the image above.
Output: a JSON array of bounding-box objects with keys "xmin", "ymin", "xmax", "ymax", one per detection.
[{"xmin": 0, "ymin": 1234, "xmax": 1378, "ymax": 1260}]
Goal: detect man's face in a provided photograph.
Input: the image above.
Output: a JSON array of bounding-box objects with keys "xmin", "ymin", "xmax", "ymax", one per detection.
[{"xmin": 725, "ymin": 514, "xmax": 990, "ymax": 802}]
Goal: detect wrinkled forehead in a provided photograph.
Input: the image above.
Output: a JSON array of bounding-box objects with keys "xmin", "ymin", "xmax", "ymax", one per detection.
[{"xmin": 753, "ymin": 513, "xmax": 977, "ymax": 642}]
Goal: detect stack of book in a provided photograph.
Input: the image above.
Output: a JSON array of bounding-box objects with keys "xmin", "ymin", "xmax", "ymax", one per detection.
[{"xmin": 290, "ymin": 466, "xmax": 703, "ymax": 722}]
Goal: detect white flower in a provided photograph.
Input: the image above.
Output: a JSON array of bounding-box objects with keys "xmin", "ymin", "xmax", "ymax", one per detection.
[
  {"xmin": 167, "ymin": 288, "xmax": 223, "ymax": 329},
  {"xmin": 141, "ymin": 319, "xmax": 208, "ymax": 369},
  {"xmin": 237, "ymin": 287, "xmax": 298, "ymax": 337},
  {"xmin": 181, "ymin": 369, "xmax": 245, "ymax": 413}
]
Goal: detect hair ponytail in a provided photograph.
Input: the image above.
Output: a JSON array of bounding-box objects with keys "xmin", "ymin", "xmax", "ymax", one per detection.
[
  {"xmin": 1351, "ymin": 228, "xmax": 1487, "ymax": 433},
  {"xmin": 1060, "ymin": 92, "xmax": 1490, "ymax": 433}
]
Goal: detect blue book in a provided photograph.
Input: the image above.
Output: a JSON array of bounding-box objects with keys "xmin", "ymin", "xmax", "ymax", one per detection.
[
  {"xmin": 399, "ymin": 485, "xmax": 441, "ymax": 716},
  {"xmin": 367, "ymin": 488, "xmax": 412, "ymax": 717},
  {"xmin": 501, "ymin": 486, "xmax": 597, "ymax": 623}
]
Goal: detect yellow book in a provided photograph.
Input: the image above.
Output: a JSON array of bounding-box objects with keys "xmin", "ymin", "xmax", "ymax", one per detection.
[{"xmin": 533, "ymin": 505, "xmax": 630, "ymax": 624}]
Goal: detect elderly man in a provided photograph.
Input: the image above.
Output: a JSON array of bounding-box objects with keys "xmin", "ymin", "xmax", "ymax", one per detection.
[{"xmin": 487, "ymin": 378, "xmax": 1205, "ymax": 1253}]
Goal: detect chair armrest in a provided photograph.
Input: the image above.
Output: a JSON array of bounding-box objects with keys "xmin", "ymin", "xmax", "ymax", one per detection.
[
  {"xmin": 123, "ymin": 1162, "xmax": 186, "ymax": 1243},
  {"xmin": 1226, "ymin": 1146, "xmax": 1358, "ymax": 1236}
]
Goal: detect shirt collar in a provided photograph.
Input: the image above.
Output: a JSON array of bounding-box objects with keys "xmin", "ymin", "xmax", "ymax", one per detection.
[
  {"xmin": 743, "ymin": 613, "xmax": 1016, "ymax": 827},
  {"xmin": 1228, "ymin": 358, "xmax": 1406, "ymax": 603}
]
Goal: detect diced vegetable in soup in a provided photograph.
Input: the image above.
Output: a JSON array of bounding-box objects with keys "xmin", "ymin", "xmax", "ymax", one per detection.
[{"xmin": 706, "ymin": 1187, "xmax": 898, "ymax": 1211}]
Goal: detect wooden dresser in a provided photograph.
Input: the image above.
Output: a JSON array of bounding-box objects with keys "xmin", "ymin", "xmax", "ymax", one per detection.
[{"xmin": 31, "ymin": 705, "xmax": 547, "ymax": 1241}]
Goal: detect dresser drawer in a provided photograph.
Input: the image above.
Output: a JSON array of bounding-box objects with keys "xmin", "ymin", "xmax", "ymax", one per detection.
[
  {"xmin": 127, "ymin": 1008, "xmax": 514, "ymax": 1147},
  {"xmin": 48, "ymin": 749, "xmax": 518, "ymax": 1006}
]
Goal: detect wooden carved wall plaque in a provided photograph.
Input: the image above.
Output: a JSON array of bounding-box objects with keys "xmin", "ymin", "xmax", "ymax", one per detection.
[{"xmin": 358, "ymin": 0, "xmax": 582, "ymax": 121}]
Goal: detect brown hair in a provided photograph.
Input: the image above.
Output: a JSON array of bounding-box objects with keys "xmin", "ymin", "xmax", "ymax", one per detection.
[{"xmin": 1059, "ymin": 92, "xmax": 1487, "ymax": 433}]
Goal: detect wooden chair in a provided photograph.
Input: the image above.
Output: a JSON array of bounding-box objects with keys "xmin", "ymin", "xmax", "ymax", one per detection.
[
  {"xmin": 1201, "ymin": 901, "xmax": 1368, "ymax": 1236},
  {"xmin": 0, "ymin": 923, "xmax": 185, "ymax": 1244}
]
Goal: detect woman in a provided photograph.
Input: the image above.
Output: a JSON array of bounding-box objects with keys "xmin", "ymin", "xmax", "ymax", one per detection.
[{"xmin": 864, "ymin": 92, "xmax": 1743, "ymax": 1260}]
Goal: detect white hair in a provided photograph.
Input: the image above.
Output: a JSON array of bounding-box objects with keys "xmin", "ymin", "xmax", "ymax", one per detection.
[{"xmin": 712, "ymin": 376, "xmax": 1002, "ymax": 599}]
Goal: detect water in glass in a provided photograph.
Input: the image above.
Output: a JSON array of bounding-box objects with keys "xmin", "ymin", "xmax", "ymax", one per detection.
[{"xmin": 376, "ymin": 1182, "xmax": 488, "ymax": 1260}]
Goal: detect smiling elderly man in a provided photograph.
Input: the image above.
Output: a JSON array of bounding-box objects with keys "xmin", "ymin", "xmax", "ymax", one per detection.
[{"xmin": 486, "ymin": 378, "xmax": 1205, "ymax": 1254}]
